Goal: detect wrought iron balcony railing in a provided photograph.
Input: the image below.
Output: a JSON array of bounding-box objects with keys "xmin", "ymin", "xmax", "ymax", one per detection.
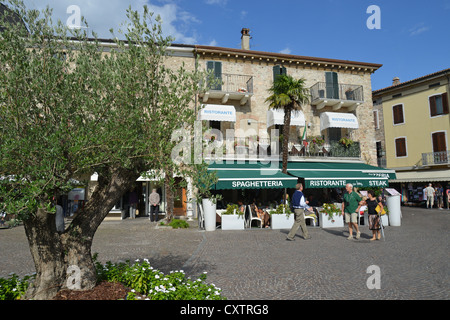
[
  {"xmin": 310, "ymin": 82, "xmax": 364, "ymax": 102},
  {"xmin": 422, "ymin": 151, "xmax": 450, "ymax": 166}
]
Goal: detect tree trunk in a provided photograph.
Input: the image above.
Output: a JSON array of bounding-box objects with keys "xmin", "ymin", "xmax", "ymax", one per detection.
[
  {"xmin": 23, "ymin": 208, "xmax": 66, "ymax": 300},
  {"xmin": 282, "ymin": 106, "xmax": 292, "ymax": 174},
  {"xmin": 24, "ymin": 167, "xmax": 141, "ymax": 300},
  {"xmin": 165, "ymin": 173, "xmax": 174, "ymax": 223}
]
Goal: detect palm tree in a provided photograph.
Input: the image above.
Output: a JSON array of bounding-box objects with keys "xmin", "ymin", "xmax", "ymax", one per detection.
[{"xmin": 266, "ymin": 74, "xmax": 310, "ymax": 173}]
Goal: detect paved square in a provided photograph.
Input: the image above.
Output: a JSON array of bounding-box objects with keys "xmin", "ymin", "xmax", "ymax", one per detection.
[{"xmin": 1, "ymin": 207, "xmax": 448, "ymax": 299}]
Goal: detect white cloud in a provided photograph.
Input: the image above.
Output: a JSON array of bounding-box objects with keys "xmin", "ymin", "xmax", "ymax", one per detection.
[
  {"xmin": 22, "ymin": 0, "xmax": 199, "ymax": 43},
  {"xmin": 279, "ymin": 47, "xmax": 291, "ymax": 54},
  {"xmin": 208, "ymin": 39, "xmax": 218, "ymax": 46},
  {"xmin": 205, "ymin": 0, "xmax": 228, "ymax": 5},
  {"xmin": 409, "ymin": 23, "xmax": 430, "ymax": 36}
]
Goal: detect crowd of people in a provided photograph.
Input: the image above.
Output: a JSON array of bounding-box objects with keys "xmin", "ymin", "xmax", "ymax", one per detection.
[{"xmin": 422, "ymin": 183, "xmax": 449, "ymax": 209}]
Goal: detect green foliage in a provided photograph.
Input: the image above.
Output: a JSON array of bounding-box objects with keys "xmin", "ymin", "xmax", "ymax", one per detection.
[
  {"xmin": 320, "ymin": 203, "xmax": 341, "ymax": 221},
  {"xmin": 95, "ymin": 259, "xmax": 226, "ymax": 300},
  {"xmin": 222, "ymin": 204, "xmax": 239, "ymax": 215},
  {"xmin": 0, "ymin": 273, "xmax": 35, "ymax": 300},
  {"xmin": 269, "ymin": 204, "xmax": 292, "ymax": 217},
  {"xmin": 167, "ymin": 219, "xmax": 189, "ymax": 229}
]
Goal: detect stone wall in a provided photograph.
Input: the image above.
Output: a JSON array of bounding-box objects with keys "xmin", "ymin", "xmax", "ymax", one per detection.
[{"xmin": 197, "ymin": 54, "xmax": 378, "ymax": 165}]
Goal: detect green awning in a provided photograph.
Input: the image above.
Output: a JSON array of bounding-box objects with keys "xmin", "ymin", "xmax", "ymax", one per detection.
[
  {"xmin": 287, "ymin": 162, "xmax": 396, "ymax": 189},
  {"xmin": 208, "ymin": 161, "xmax": 298, "ymax": 190}
]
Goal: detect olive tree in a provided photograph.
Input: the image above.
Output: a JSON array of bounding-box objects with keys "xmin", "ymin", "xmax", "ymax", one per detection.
[{"xmin": 0, "ymin": 0, "xmax": 212, "ymax": 299}]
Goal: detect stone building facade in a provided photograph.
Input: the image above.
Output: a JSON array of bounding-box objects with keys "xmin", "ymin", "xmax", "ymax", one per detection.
[{"xmin": 193, "ymin": 29, "xmax": 382, "ymax": 166}]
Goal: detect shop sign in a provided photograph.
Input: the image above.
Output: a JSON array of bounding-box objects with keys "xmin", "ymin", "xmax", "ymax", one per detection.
[
  {"xmin": 307, "ymin": 179, "xmax": 388, "ymax": 188},
  {"xmin": 231, "ymin": 180, "xmax": 285, "ymax": 188}
]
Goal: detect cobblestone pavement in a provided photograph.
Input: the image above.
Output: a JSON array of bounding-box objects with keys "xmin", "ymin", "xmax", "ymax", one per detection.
[{"xmin": 1, "ymin": 207, "xmax": 448, "ymax": 300}]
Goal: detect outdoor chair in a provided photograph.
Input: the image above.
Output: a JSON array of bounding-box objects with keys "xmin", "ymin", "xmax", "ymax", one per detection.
[
  {"xmin": 304, "ymin": 211, "xmax": 317, "ymax": 227},
  {"xmin": 358, "ymin": 206, "xmax": 367, "ymax": 226},
  {"xmin": 246, "ymin": 205, "xmax": 262, "ymax": 228}
]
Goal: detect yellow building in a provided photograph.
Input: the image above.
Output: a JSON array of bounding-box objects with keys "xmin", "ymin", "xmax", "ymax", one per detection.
[{"xmin": 372, "ymin": 68, "xmax": 450, "ymax": 205}]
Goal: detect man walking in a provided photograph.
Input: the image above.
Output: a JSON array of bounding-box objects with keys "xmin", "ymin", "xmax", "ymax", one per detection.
[
  {"xmin": 287, "ymin": 183, "xmax": 313, "ymax": 241},
  {"xmin": 342, "ymin": 183, "xmax": 362, "ymax": 240},
  {"xmin": 425, "ymin": 183, "xmax": 435, "ymax": 209},
  {"xmin": 149, "ymin": 189, "xmax": 160, "ymax": 222}
]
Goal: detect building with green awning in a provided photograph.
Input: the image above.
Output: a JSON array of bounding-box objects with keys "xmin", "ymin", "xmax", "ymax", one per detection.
[
  {"xmin": 286, "ymin": 161, "xmax": 396, "ymax": 189},
  {"xmin": 208, "ymin": 161, "xmax": 298, "ymax": 190},
  {"xmin": 207, "ymin": 160, "xmax": 396, "ymax": 190}
]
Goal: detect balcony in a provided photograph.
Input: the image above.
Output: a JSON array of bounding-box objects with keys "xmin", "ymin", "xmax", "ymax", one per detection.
[
  {"xmin": 203, "ymin": 134, "xmax": 361, "ymax": 160},
  {"xmin": 199, "ymin": 73, "xmax": 254, "ymax": 106},
  {"xmin": 422, "ymin": 151, "xmax": 450, "ymax": 166},
  {"xmin": 310, "ymin": 82, "xmax": 364, "ymax": 111}
]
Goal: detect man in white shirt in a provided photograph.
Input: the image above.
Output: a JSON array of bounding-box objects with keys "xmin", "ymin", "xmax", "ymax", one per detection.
[
  {"xmin": 425, "ymin": 183, "xmax": 435, "ymax": 209},
  {"xmin": 286, "ymin": 183, "xmax": 313, "ymax": 241}
]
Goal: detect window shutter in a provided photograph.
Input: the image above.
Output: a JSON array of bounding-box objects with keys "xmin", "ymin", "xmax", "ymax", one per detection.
[
  {"xmin": 432, "ymin": 132, "xmax": 446, "ymax": 153},
  {"xmin": 429, "ymin": 95, "xmax": 437, "ymax": 116},
  {"xmin": 207, "ymin": 61, "xmax": 222, "ymax": 90},
  {"xmin": 395, "ymin": 138, "xmax": 406, "ymax": 157},
  {"xmin": 393, "ymin": 104, "xmax": 404, "ymax": 124},
  {"xmin": 442, "ymin": 92, "xmax": 449, "ymax": 114},
  {"xmin": 325, "ymin": 72, "xmax": 339, "ymax": 99},
  {"xmin": 273, "ymin": 65, "xmax": 286, "ymax": 82}
]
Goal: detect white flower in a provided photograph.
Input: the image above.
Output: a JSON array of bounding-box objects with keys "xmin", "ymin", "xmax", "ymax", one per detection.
[
  {"xmin": 155, "ymin": 275, "xmax": 160, "ymax": 279},
  {"xmin": 131, "ymin": 289, "xmax": 135, "ymax": 293}
]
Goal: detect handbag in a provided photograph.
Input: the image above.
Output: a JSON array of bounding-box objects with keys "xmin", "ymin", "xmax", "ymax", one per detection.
[{"xmin": 375, "ymin": 204, "xmax": 386, "ymax": 215}]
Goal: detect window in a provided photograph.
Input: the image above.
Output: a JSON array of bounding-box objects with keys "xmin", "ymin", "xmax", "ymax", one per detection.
[
  {"xmin": 432, "ymin": 131, "xmax": 447, "ymax": 153},
  {"xmin": 431, "ymin": 131, "xmax": 448, "ymax": 164},
  {"xmin": 273, "ymin": 65, "xmax": 287, "ymax": 82},
  {"xmin": 373, "ymin": 110, "xmax": 379, "ymax": 129},
  {"xmin": 325, "ymin": 71, "xmax": 339, "ymax": 99},
  {"xmin": 395, "ymin": 137, "xmax": 407, "ymax": 157},
  {"xmin": 206, "ymin": 61, "xmax": 222, "ymax": 90},
  {"xmin": 392, "ymin": 104, "xmax": 404, "ymax": 125},
  {"xmin": 429, "ymin": 93, "xmax": 449, "ymax": 117}
]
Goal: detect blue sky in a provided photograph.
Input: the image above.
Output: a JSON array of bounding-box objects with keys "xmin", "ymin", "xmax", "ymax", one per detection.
[{"xmin": 19, "ymin": 0, "xmax": 450, "ymax": 90}]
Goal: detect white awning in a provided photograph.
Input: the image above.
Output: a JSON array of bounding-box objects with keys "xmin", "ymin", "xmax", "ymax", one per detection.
[
  {"xmin": 390, "ymin": 169, "xmax": 450, "ymax": 183},
  {"xmin": 199, "ymin": 104, "xmax": 236, "ymax": 122},
  {"xmin": 267, "ymin": 109, "xmax": 306, "ymax": 128},
  {"xmin": 320, "ymin": 112, "xmax": 359, "ymax": 131}
]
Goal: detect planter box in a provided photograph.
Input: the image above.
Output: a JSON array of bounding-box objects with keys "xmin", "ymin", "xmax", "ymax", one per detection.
[
  {"xmin": 320, "ymin": 213, "xmax": 344, "ymax": 228},
  {"xmin": 381, "ymin": 214, "xmax": 389, "ymax": 226},
  {"xmin": 270, "ymin": 214, "xmax": 294, "ymax": 230},
  {"xmin": 202, "ymin": 198, "xmax": 217, "ymax": 232},
  {"xmin": 221, "ymin": 214, "xmax": 245, "ymax": 230}
]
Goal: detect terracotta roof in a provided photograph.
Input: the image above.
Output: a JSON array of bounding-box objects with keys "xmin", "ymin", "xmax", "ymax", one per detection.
[
  {"xmin": 373, "ymin": 68, "xmax": 450, "ymax": 95},
  {"xmin": 195, "ymin": 45, "xmax": 383, "ymax": 71}
]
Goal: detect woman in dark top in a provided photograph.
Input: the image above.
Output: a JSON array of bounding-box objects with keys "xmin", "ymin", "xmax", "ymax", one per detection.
[{"xmin": 366, "ymin": 190, "xmax": 383, "ymax": 241}]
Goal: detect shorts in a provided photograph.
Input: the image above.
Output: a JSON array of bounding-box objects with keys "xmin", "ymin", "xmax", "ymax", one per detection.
[{"xmin": 345, "ymin": 212, "xmax": 358, "ymax": 223}]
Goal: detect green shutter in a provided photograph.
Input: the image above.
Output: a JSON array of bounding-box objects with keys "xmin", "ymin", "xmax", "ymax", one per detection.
[
  {"xmin": 273, "ymin": 65, "xmax": 287, "ymax": 82},
  {"xmin": 207, "ymin": 61, "xmax": 222, "ymax": 90},
  {"xmin": 325, "ymin": 72, "xmax": 339, "ymax": 99}
]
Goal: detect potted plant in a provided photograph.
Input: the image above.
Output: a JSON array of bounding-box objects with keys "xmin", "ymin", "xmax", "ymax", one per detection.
[
  {"xmin": 319, "ymin": 203, "xmax": 344, "ymax": 228},
  {"xmin": 221, "ymin": 204, "xmax": 245, "ymax": 230},
  {"xmin": 269, "ymin": 204, "xmax": 294, "ymax": 229},
  {"xmin": 307, "ymin": 135, "xmax": 325, "ymax": 154},
  {"xmin": 193, "ymin": 164, "xmax": 221, "ymax": 232},
  {"xmin": 339, "ymin": 137, "xmax": 354, "ymax": 148}
]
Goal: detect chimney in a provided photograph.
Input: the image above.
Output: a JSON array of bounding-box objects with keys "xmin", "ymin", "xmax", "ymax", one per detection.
[
  {"xmin": 392, "ymin": 77, "xmax": 400, "ymax": 86},
  {"xmin": 241, "ymin": 28, "xmax": 250, "ymax": 50}
]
